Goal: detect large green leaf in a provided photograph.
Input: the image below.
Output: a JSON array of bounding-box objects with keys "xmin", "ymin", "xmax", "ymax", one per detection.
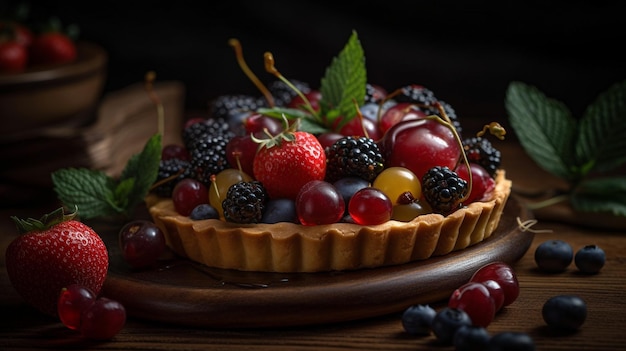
[
  {"xmin": 576, "ymin": 80, "xmax": 626, "ymax": 174},
  {"xmin": 505, "ymin": 81, "xmax": 578, "ymax": 181},
  {"xmin": 571, "ymin": 177, "xmax": 626, "ymax": 216}
]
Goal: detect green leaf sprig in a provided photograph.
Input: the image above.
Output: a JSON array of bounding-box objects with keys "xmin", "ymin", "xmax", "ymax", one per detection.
[
  {"xmin": 505, "ymin": 80, "xmax": 626, "ymax": 217},
  {"xmin": 256, "ymin": 30, "xmax": 367, "ymax": 134},
  {"xmin": 51, "ymin": 134, "xmax": 162, "ymax": 220}
]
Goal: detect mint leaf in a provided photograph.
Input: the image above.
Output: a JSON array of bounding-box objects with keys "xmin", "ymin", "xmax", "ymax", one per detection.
[
  {"xmin": 319, "ymin": 30, "xmax": 366, "ymax": 129},
  {"xmin": 571, "ymin": 177, "xmax": 626, "ymax": 216},
  {"xmin": 51, "ymin": 168, "xmax": 118, "ymax": 219},
  {"xmin": 505, "ymin": 81, "xmax": 578, "ymax": 181},
  {"xmin": 576, "ymin": 80, "xmax": 626, "ymax": 174},
  {"xmin": 52, "ymin": 134, "xmax": 162, "ymax": 220},
  {"xmin": 120, "ymin": 133, "xmax": 162, "ymax": 214}
]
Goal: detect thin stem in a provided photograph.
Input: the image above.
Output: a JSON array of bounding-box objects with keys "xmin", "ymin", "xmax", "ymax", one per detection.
[
  {"xmin": 525, "ymin": 194, "xmax": 571, "ymax": 210},
  {"xmin": 228, "ymin": 39, "xmax": 275, "ymax": 107},
  {"xmin": 144, "ymin": 71, "xmax": 165, "ymax": 137}
]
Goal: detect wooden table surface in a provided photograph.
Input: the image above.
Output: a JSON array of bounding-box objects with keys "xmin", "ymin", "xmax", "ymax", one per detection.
[{"xmin": 1, "ymin": 140, "xmax": 625, "ymax": 351}]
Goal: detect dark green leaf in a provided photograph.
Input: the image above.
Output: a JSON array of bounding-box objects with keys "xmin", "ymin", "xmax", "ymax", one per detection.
[
  {"xmin": 120, "ymin": 134, "xmax": 162, "ymax": 214},
  {"xmin": 319, "ymin": 30, "xmax": 367, "ymax": 126},
  {"xmin": 576, "ymin": 79, "xmax": 626, "ymax": 174},
  {"xmin": 505, "ymin": 81, "xmax": 579, "ymax": 181},
  {"xmin": 571, "ymin": 177, "xmax": 626, "ymax": 216},
  {"xmin": 51, "ymin": 168, "xmax": 118, "ymax": 219}
]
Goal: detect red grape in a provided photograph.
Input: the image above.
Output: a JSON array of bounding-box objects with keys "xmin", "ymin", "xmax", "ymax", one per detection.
[
  {"xmin": 448, "ymin": 281, "xmax": 496, "ymax": 328},
  {"xmin": 119, "ymin": 220, "xmax": 167, "ymax": 269},
  {"xmin": 58, "ymin": 284, "xmax": 96, "ymax": 331},
  {"xmin": 172, "ymin": 178, "xmax": 209, "ymax": 216},
  {"xmin": 348, "ymin": 187, "xmax": 392, "ymax": 225},
  {"xmin": 470, "ymin": 261, "xmax": 520, "ymax": 307},
  {"xmin": 80, "ymin": 297, "xmax": 126, "ymax": 340},
  {"xmin": 296, "ymin": 180, "xmax": 344, "ymax": 225}
]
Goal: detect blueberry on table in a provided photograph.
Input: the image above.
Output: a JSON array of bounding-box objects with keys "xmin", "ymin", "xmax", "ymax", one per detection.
[
  {"xmin": 487, "ymin": 331, "xmax": 535, "ymax": 351},
  {"xmin": 453, "ymin": 325, "xmax": 490, "ymax": 351},
  {"xmin": 574, "ymin": 244, "xmax": 606, "ymax": 274},
  {"xmin": 430, "ymin": 307, "xmax": 472, "ymax": 345},
  {"xmin": 534, "ymin": 239, "xmax": 573, "ymax": 273},
  {"xmin": 401, "ymin": 304, "xmax": 436, "ymax": 336},
  {"xmin": 542, "ymin": 295, "xmax": 587, "ymax": 331}
]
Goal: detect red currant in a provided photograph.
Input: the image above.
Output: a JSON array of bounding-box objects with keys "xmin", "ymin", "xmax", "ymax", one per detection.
[
  {"xmin": 58, "ymin": 284, "xmax": 96, "ymax": 331},
  {"xmin": 296, "ymin": 180, "xmax": 344, "ymax": 225},
  {"xmin": 470, "ymin": 261, "xmax": 520, "ymax": 307},
  {"xmin": 172, "ymin": 178, "xmax": 209, "ymax": 216},
  {"xmin": 80, "ymin": 297, "xmax": 126, "ymax": 340},
  {"xmin": 448, "ymin": 281, "xmax": 496, "ymax": 328},
  {"xmin": 348, "ymin": 187, "xmax": 393, "ymax": 225},
  {"xmin": 119, "ymin": 220, "xmax": 167, "ymax": 269}
]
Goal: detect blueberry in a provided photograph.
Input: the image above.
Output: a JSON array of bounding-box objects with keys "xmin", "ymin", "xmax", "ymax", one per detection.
[
  {"xmin": 453, "ymin": 325, "xmax": 490, "ymax": 351},
  {"xmin": 542, "ymin": 295, "xmax": 587, "ymax": 330},
  {"xmin": 575, "ymin": 245, "xmax": 606, "ymax": 274},
  {"xmin": 189, "ymin": 204, "xmax": 220, "ymax": 220},
  {"xmin": 261, "ymin": 199, "xmax": 298, "ymax": 224},
  {"xmin": 431, "ymin": 307, "xmax": 472, "ymax": 345},
  {"xmin": 534, "ymin": 239, "xmax": 573, "ymax": 273},
  {"xmin": 487, "ymin": 332, "xmax": 535, "ymax": 351},
  {"xmin": 401, "ymin": 304, "xmax": 436, "ymax": 336}
]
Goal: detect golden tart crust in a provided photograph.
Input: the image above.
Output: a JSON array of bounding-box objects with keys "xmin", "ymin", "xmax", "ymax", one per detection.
[{"xmin": 147, "ymin": 170, "xmax": 512, "ymax": 272}]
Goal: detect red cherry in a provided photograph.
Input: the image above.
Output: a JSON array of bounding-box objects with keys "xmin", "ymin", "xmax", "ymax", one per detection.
[
  {"xmin": 448, "ymin": 281, "xmax": 496, "ymax": 328},
  {"xmin": 161, "ymin": 144, "xmax": 190, "ymax": 161},
  {"xmin": 244, "ymin": 113, "xmax": 284, "ymax": 135},
  {"xmin": 317, "ymin": 132, "xmax": 344, "ymax": 150},
  {"xmin": 79, "ymin": 298, "xmax": 126, "ymax": 340},
  {"xmin": 225, "ymin": 134, "xmax": 259, "ymax": 176},
  {"xmin": 470, "ymin": 261, "xmax": 520, "ymax": 307},
  {"xmin": 380, "ymin": 118, "xmax": 461, "ymax": 179},
  {"xmin": 481, "ymin": 279, "xmax": 505, "ymax": 312},
  {"xmin": 172, "ymin": 178, "xmax": 209, "ymax": 216},
  {"xmin": 288, "ymin": 90, "xmax": 322, "ymax": 112},
  {"xmin": 378, "ymin": 102, "xmax": 427, "ymax": 134},
  {"xmin": 339, "ymin": 116, "xmax": 382, "ymax": 141},
  {"xmin": 455, "ymin": 163, "xmax": 496, "ymax": 204},
  {"xmin": 58, "ymin": 284, "xmax": 96, "ymax": 331}
]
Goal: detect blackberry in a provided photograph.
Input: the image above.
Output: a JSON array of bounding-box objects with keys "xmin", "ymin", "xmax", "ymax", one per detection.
[
  {"xmin": 182, "ymin": 118, "xmax": 235, "ymax": 184},
  {"xmin": 364, "ymin": 83, "xmax": 387, "ymax": 104},
  {"xmin": 268, "ymin": 79, "xmax": 311, "ymax": 107},
  {"xmin": 182, "ymin": 117, "xmax": 231, "ymax": 148},
  {"xmin": 422, "ymin": 166, "xmax": 468, "ymax": 215},
  {"xmin": 209, "ymin": 94, "xmax": 266, "ymax": 120},
  {"xmin": 222, "ymin": 181, "xmax": 267, "ymax": 224},
  {"xmin": 325, "ymin": 136, "xmax": 385, "ymax": 183},
  {"xmin": 462, "ymin": 136, "xmax": 501, "ymax": 177},
  {"xmin": 152, "ymin": 158, "xmax": 196, "ymax": 197},
  {"xmin": 393, "ymin": 84, "xmax": 438, "ymax": 106}
]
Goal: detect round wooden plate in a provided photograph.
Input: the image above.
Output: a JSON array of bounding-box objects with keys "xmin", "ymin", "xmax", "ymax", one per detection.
[{"xmin": 101, "ymin": 196, "xmax": 533, "ymax": 328}]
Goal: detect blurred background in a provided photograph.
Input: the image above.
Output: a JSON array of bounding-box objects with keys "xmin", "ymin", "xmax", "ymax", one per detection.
[{"xmin": 3, "ymin": 0, "xmax": 625, "ymax": 121}]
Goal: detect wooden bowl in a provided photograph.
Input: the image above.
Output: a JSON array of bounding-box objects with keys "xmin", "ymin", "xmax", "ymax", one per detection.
[{"xmin": 0, "ymin": 41, "xmax": 107, "ymax": 139}]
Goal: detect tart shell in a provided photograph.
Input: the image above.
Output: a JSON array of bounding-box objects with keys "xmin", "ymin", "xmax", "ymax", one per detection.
[{"xmin": 147, "ymin": 170, "xmax": 512, "ymax": 272}]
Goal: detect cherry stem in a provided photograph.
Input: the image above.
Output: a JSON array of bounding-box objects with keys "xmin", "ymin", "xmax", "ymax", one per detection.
[
  {"xmin": 477, "ymin": 122, "xmax": 506, "ymax": 140},
  {"xmin": 352, "ymin": 98, "xmax": 370, "ymax": 139},
  {"xmin": 210, "ymin": 174, "xmax": 221, "ymax": 203},
  {"xmin": 426, "ymin": 101, "xmax": 473, "ymax": 203},
  {"xmin": 525, "ymin": 193, "xmax": 571, "ymax": 211},
  {"xmin": 228, "ymin": 38, "xmax": 275, "ymax": 107},
  {"xmin": 144, "ymin": 71, "xmax": 164, "ymax": 137},
  {"xmin": 264, "ymin": 52, "xmax": 323, "ymax": 124}
]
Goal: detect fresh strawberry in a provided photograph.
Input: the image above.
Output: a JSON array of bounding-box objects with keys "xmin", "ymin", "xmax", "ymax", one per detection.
[
  {"xmin": 252, "ymin": 121, "xmax": 326, "ymax": 200},
  {"xmin": 29, "ymin": 31, "xmax": 77, "ymax": 66},
  {"xmin": 5, "ymin": 207, "xmax": 109, "ymax": 317}
]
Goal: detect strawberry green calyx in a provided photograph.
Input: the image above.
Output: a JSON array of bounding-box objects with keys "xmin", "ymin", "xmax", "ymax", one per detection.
[
  {"xmin": 11, "ymin": 206, "xmax": 78, "ymax": 234},
  {"xmin": 251, "ymin": 114, "xmax": 299, "ymax": 150}
]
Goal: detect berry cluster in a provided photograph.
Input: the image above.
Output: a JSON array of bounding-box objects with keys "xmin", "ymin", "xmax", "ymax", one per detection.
[
  {"xmin": 151, "ymin": 77, "xmax": 504, "ymax": 226},
  {"xmin": 534, "ymin": 240, "xmax": 606, "ymax": 274},
  {"xmin": 57, "ymin": 284, "xmax": 126, "ymax": 340}
]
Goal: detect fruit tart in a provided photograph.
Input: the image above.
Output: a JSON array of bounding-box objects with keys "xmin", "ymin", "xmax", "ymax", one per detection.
[{"xmin": 147, "ymin": 32, "xmax": 512, "ymax": 273}]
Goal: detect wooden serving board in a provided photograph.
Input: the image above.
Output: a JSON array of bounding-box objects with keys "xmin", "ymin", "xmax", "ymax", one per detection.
[{"xmin": 101, "ymin": 196, "xmax": 533, "ymax": 328}]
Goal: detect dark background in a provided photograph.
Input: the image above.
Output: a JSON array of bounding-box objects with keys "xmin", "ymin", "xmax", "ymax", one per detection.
[{"xmin": 3, "ymin": 0, "xmax": 625, "ymax": 124}]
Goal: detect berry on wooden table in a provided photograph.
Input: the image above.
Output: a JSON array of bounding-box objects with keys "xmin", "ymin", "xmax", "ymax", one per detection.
[
  {"xmin": 534, "ymin": 239, "xmax": 574, "ymax": 273},
  {"xmin": 5, "ymin": 207, "xmax": 108, "ymax": 317}
]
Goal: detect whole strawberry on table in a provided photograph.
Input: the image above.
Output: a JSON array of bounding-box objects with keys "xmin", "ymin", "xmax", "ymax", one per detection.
[{"xmin": 5, "ymin": 206, "xmax": 109, "ymax": 317}]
